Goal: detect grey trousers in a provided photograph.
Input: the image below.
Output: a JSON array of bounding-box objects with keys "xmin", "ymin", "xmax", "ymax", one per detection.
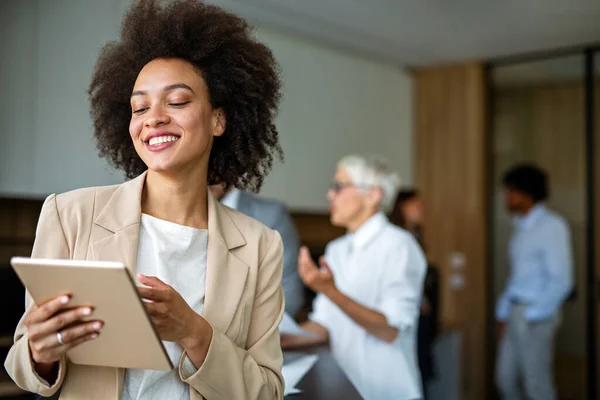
[{"xmin": 495, "ymin": 304, "xmax": 559, "ymax": 400}]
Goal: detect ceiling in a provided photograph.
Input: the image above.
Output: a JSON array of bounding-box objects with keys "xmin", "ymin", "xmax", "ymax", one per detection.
[{"xmin": 207, "ymin": 0, "xmax": 600, "ymax": 67}]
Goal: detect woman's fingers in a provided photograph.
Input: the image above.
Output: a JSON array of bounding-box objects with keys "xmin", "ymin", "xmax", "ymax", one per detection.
[
  {"xmin": 27, "ymin": 299, "xmax": 102, "ymax": 366},
  {"xmin": 33, "ymin": 331, "xmax": 100, "ymax": 364},
  {"xmin": 137, "ymin": 286, "xmax": 168, "ymax": 302},
  {"xmin": 25, "ymin": 295, "xmax": 70, "ymax": 326},
  {"xmin": 29, "ymin": 306, "xmax": 93, "ymax": 342},
  {"xmin": 143, "ymin": 300, "xmax": 168, "ymax": 318},
  {"xmin": 59, "ymin": 320, "xmax": 103, "ymax": 345},
  {"xmin": 30, "ymin": 320, "xmax": 102, "ymax": 364},
  {"xmin": 64, "ymin": 332, "xmax": 100, "ymax": 351}
]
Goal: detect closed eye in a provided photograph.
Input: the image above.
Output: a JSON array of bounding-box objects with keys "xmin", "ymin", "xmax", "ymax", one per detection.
[
  {"xmin": 170, "ymin": 101, "xmax": 191, "ymax": 107},
  {"xmin": 133, "ymin": 108, "xmax": 148, "ymax": 114}
]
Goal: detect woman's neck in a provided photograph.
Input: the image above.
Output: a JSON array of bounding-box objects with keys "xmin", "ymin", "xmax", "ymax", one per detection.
[
  {"xmin": 142, "ymin": 168, "xmax": 209, "ymax": 229},
  {"xmin": 346, "ymin": 209, "xmax": 378, "ymax": 233}
]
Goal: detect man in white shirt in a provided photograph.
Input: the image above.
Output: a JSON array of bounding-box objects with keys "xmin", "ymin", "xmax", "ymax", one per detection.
[
  {"xmin": 209, "ymin": 185, "xmax": 305, "ymax": 317},
  {"xmin": 281, "ymin": 155, "xmax": 427, "ymax": 400}
]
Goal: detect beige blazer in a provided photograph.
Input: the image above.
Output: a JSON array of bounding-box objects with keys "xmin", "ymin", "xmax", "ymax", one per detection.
[{"xmin": 4, "ymin": 172, "xmax": 285, "ymax": 400}]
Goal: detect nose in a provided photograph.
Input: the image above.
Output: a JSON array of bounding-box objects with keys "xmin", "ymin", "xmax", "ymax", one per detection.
[
  {"xmin": 144, "ymin": 105, "xmax": 170, "ymax": 128},
  {"xmin": 327, "ymin": 189, "xmax": 336, "ymax": 202}
]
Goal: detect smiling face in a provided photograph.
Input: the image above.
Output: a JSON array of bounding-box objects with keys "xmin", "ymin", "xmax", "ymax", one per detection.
[{"xmin": 129, "ymin": 58, "xmax": 225, "ymax": 177}]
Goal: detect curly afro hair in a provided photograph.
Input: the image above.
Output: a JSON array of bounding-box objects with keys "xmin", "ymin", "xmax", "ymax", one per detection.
[{"xmin": 88, "ymin": 0, "xmax": 282, "ymax": 192}]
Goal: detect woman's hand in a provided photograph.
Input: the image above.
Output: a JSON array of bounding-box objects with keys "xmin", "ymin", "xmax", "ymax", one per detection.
[
  {"xmin": 137, "ymin": 274, "xmax": 212, "ymax": 367},
  {"xmin": 279, "ymin": 333, "xmax": 297, "ymax": 350},
  {"xmin": 298, "ymin": 247, "xmax": 336, "ymax": 296},
  {"xmin": 25, "ymin": 294, "xmax": 103, "ymax": 382}
]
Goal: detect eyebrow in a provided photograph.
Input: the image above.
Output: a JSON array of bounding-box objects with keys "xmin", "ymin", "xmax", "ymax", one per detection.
[{"xmin": 131, "ymin": 83, "xmax": 194, "ymax": 97}]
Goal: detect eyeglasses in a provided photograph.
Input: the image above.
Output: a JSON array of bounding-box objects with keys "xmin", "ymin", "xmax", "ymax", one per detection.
[
  {"xmin": 328, "ymin": 181, "xmax": 375, "ymax": 194},
  {"xmin": 329, "ymin": 181, "xmax": 354, "ymax": 193}
]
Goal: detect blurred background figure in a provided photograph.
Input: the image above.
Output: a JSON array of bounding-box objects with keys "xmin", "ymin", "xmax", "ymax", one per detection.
[
  {"xmin": 209, "ymin": 184, "xmax": 305, "ymax": 317},
  {"xmin": 391, "ymin": 189, "xmax": 439, "ymax": 400},
  {"xmin": 391, "ymin": 189, "xmax": 424, "ymax": 246},
  {"xmin": 495, "ymin": 164, "xmax": 574, "ymax": 400},
  {"xmin": 282, "ymin": 155, "xmax": 426, "ymax": 400}
]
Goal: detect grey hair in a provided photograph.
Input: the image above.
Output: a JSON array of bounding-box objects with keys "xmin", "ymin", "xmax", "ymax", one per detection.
[{"xmin": 338, "ymin": 154, "xmax": 401, "ymax": 213}]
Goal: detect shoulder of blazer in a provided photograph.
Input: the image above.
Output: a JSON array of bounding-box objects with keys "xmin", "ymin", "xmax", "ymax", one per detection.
[
  {"xmin": 53, "ymin": 184, "xmax": 121, "ymax": 222},
  {"xmin": 220, "ymin": 203, "xmax": 279, "ymax": 264},
  {"xmin": 50, "ymin": 184, "xmax": 121, "ymax": 253}
]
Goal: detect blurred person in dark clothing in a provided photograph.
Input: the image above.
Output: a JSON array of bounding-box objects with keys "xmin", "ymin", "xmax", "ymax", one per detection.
[
  {"xmin": 392, "ymin": 190, "xmax": 424, "ymax": 246},
  {"xmin": 209, "ymin": 184, "xmax": 304, "ymax": 318},
  {"xmin": 392, "ymin": 189, "xmax": 438, "ymax": 400}
]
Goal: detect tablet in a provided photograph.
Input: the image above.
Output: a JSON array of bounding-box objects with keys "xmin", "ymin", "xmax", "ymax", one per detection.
[{"xmin": 10, "ymin": 257, "xmax": 173, "ymax": 371}]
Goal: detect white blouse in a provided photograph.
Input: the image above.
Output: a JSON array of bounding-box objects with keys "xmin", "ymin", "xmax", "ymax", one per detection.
[
  {"xmin": 122, "ymin": 214, "xmax": 208, "ymax": 400},
  {"xmin": 309, "ymin": 212, "xmax": 427, "ymax": 400}
]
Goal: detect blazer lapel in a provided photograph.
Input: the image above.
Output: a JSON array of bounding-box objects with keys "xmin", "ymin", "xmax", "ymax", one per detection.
[
  {"xmin": 89, "ymin": 172, "xmax": 146, "ymax": 397},
  {"xmin": 90, "ymin": 172, "xmax": 146, "ymax": 275},
  {"xmin": 203, "ymin": 191, "xmax": 249, "ymax": 337}
]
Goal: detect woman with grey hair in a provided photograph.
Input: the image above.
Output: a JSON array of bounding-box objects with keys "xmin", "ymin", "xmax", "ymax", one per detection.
[{"xmin": 281, "ymin": 155, "xmax": 427, "ymax": 400}]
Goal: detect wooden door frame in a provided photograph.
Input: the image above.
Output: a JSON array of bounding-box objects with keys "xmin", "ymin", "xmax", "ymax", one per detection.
[
  {"xmin": 584, "ymin": 49, "xmax": 597, "ymax": 400},
  {"xmin": 483, "ymin": 63, "xmax": 497, "ymax": 400}
]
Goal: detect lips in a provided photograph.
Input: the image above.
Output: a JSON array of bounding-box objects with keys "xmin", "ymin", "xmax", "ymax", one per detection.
[
  {"xmin": 143, "ymin": 132, "xmax": 181, "ymax": 152},
  {"xmin": 144, "ymin": 130, "xmax": 180, "ymax": 142},
  {"xmin": 148, "ymin": 135, "xmax": 179, "ymax": 146}
]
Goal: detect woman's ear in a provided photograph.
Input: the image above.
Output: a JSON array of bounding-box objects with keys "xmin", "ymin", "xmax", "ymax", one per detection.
[
  {"xmin": 367, "ymin": 188, "xmax": 384, "ymax": 209},
  {"xmin": 213, "ymin": 109, "xmax": 226, "ymax": 137}
]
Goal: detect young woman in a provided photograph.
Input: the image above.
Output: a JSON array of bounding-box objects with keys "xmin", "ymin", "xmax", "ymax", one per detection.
[{"xmin": 5, "ymin": 1, "xmax": 285, "ymax": 399}]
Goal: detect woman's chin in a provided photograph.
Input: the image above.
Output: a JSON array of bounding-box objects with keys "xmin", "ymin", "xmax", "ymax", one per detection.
[
  {"xmin": 329, "ymin": 213, "xmax": 345, "ymax": 228},
  {"xmin": 146, "ymin": 162, "xmax": 180, "ymax": 176}
]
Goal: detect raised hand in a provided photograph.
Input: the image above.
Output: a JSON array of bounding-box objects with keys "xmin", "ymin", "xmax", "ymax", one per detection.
[{"xmin": 297, "ymin": 246, "xmax": 336, "ymax": 295}]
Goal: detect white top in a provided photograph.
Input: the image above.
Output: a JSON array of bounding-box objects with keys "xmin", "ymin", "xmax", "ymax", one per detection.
[
  {"xmin": 220, "ymin": 188, "xmax": 241, "ymax": 210},
  {"xmin": 309, "ymin": 213, "xmax": 427, "ymax": 400},
  {"xmin": 122, "ymin": 214, "xmax": 208, "ymax": 400}
]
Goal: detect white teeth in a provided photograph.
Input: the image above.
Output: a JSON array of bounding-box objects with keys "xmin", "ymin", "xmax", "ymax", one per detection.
[{"xmin": 148, "ymin": 135, "xmax": 179, "ymax": 146}]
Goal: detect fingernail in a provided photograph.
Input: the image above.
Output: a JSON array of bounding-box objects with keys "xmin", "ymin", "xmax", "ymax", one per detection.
[
  {"xmin": 60, "ymin": 296, "xmax": 69, "ymax": 304},
  {"xmin": 82, "ymin": 308, "xmax": 92, "ymax": 316},
  {"xmin": 91, "ymin": 333, "xmax": 98, "ymax": 339},
  {"xmin": 93, "ymin": 322, "xmax": 102, "ymax": 330}
]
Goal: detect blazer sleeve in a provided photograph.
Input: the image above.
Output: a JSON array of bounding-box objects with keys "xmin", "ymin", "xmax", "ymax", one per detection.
[
  {"xmin": 179, "ymin": 231, "xmax": 285, "ymax": 400},
  {"xmin": 4, "ymin": 194, "xmax": 70, "ymax": 397}
]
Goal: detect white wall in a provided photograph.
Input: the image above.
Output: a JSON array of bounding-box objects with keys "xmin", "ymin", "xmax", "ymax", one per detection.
[
  {"xmin": 1, "ymin": 1, "xmax": 38, "ymax": 196},
  {"xmin": 256, "ymin": 28, "xmax": 413, "ymax": 210},
  {"xmin": 1, "ymin": 0, "xmax": 125, "ymax": 199},
  {"xmin": 0, "ymin": 0, "xmax": 413, "ymax": 210}
]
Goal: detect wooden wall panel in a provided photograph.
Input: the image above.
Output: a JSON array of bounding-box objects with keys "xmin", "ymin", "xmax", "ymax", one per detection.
[
  {"xmin": 0, "ymin": 198, "xmax": 42, "ymax": 263},
  {"xmin": 290, "ymin": 212, "xmax": 344, "ymax": 257},
  {"xmin": 414, "ymin": 62, "xmax": 488, "ymax": 400},
  {"xmin": 0, "ymin": 197, "xmax": 43, "ymax": 396}
]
